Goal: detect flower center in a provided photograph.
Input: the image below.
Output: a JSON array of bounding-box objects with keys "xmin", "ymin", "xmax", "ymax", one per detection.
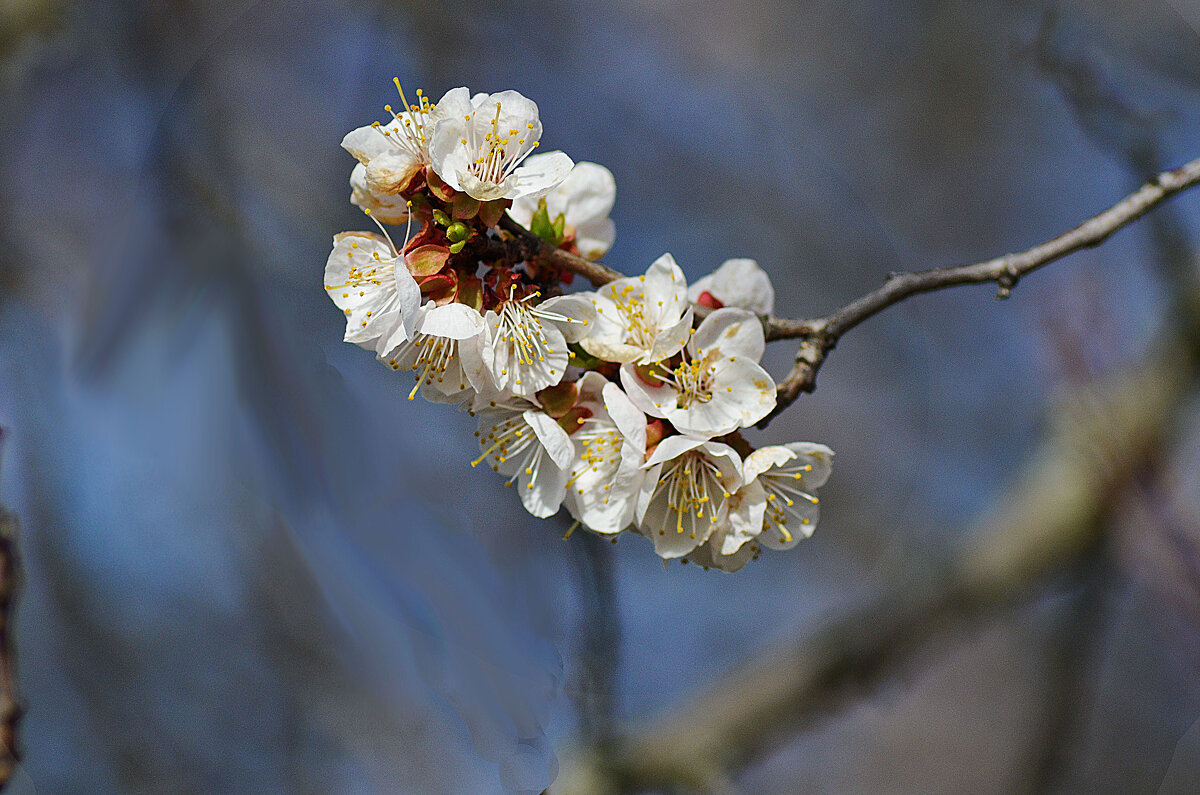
[
  {"xmin": 567, "ymin": 422, "xmax": 623, "ymax": 504},
  {"xmin": 656, "ymin": 351, "xmax": 716, "ymax": 409},
  {"xmin": 385, "ymin": 335, "xmax": 462, "ymax": 400},
  {"xmin": 373, "ymin": 79, "xmax": 435, "ymax": 161},
  {"xmin": 608, "ymin": 283, "xmax": 658, "ymax": 349},
  {"xmin": 472, "ymin": 414, "xmax": 550, "ymax": 490},
  {"xmin": 760, "ymin": 465, "xmax": 818, "ymax": 543},
  {"xmin": 496, "ymin": 297, "xmax": 556, "ymax": 372},
  {"xmin": 462, "ymin": 101, "xmax": 540, "ymax": 186},
  {"xmin": 652, "ymin": 451, "xmax": 729, "ymax": 539},
  {"xmin": 324, "ymin": 246, "xmax": 397, "ymax": 328}
]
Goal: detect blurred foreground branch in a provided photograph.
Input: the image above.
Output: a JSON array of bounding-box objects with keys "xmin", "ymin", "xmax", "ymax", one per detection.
[
  {"xmin": 0, "ymin": 432, "xmax": 21, "ymax": 788},
  {"xmin": 560, "ymin": 328, "xmax": 1199, "ymax": 790}
]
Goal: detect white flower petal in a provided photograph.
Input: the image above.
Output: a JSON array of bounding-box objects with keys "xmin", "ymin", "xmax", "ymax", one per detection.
[
  {"xmin": 643, "ymin": 433, "xmax": 706, "ymax": 468},
  {"xmin": 556, "ymin": 161, "xmax": 615, "ymax": 223},
  {"xmin": 574, "ymin": 217, "xmax": 616, "ymax": 261},
  {"xmin": 456, "ymin": 329, "xmax": 495, "ymax": 394},
  {"xmin": 689, "ymin": 307, "xmax": 765, "ymax": 362},
  {"xmin": 647, "ymin": 306, "xmax": 694, "ymax": 364},
  {"xmin": 365, "ymin": 149, "xmax": 422, "ymax": 194},
  {"xmin": 601, "ymin": 382, "xmax": 646, "ymax": 452},
  {"xmin": 524, "ymin": 410, "xmax": 575, "ymax": 470},
  {"xmin": 511, "ymin": 150, "xmax": 574, "ymax": 200},
  {"xmin": 687, "ymin": 258, "xmax": 775, "ymax": 315},
  {"xmin": 459, "ymin": 172, "xmax": 514, "ymax": 201},
  {"xmin": 535, "ymin": 294, "xmax": 596, "ymax": 343},
  {"xmin": 721, "ymin": 480, "xmax": 767, "ymax": 555},
  {"xmin": 743, "ymin": 445, "xmax": 797, "ymax": 482},
  {"xmin": 662, "ymin": 392, "xmax": 745, "ymax": 438},
  {"xmin": 341, "ymin": 122, "xmax": 396, "ymax": 164},
  {"xmin": 784, "ymin": 442, "xmax": 834, "ymax": 488},
  {"xmin": 642, "ymin": 254, "xmax": 688, "ymax": 322},
  {"xmin": 618, "ymin": 364, "xmax": 672, "ymax": 420},
  {"xmin": 716, "ymin": 359, "xmax": 777, "ymax": 427},
  {"xmin": 519, "ymin": 461, "xmax": 569, "ymax": 518},
  {"xmin": 349, "ymin": 164, "xmax": 410, "ymax": 225},
  {"xmin": 419, "ymin": 302, "xmax": 486, "ymax": 339}
]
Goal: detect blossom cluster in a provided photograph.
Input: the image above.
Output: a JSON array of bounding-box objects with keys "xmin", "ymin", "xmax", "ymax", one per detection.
[{"xmin": 323, "ymin": 82, "xmax": 833, "ymax": 571}]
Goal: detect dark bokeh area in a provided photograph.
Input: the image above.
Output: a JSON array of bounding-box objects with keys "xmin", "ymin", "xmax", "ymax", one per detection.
[{"xmin": 2, "ymin": 0, "xmax": 1199, "ymax": 792}]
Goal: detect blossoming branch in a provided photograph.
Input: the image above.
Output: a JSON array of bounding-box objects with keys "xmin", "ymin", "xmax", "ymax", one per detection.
[
  {"xmin": 324, "ymin": 82, "xmax": 832, "ymax": 571},
  {"xmin": 324, "ymin": 80, "xmax": 1200, "ymax": 571}
]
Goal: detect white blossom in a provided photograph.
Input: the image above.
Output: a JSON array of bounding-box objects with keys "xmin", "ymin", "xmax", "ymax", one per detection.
[
  {"xmin": 342, "ymin": 80, "xmax": 443, "ymax": 199},
  {"xmin": 465, "ymin": 292, "xmax": 595, "ymax": 397},
  {"xmin": 747, "ymin": 442, "xmax": 833, "ymax": 549},
  {"xmin": 679, "ymin": 467, "xmax": 768, "ymax": 571},
  {"xmin": 563, "ymin": 373, "xmax": 647, "ymax": 534},
  {"xmin": 576, "ymin": 254, "xmax": 693, "ymax": 365},
  {"xmin": 349, "ymin": 163, "xmax": 409, "ymax": 224},
  {"xmin": 509, "ymin": 160, "xmax": 616, "ymax": 260},
  {"xmin": 473, "ymin": 407, "xmax": 575, "ymax": 518},
  {"xmin": 323, "ymin": 231, "xmax": 421, "ymax": 356},
  {"xmin": 620, "ymin": 307, "xmax": 776, "ymax": 438},
  {"xmin": 636, "ymin": 436, "xmax": 743, "ymax": 559},
  {"xmin": 687, "ymin": 258, "xmax": 775, "ymax": 315},
  {"xmin": 428, "ymin": 88, "xmax": 573, "ymax": 201},
  {"xmin": 379, "ymin": 302, "xmax": 488, "ymax": 403},
  {"xmin": 685, "ymin": 442, "xmax": 833, "ymax": 571},
  {"xmin": 684, "ymin": 532, "xmax": 757, "ymax": 572}
]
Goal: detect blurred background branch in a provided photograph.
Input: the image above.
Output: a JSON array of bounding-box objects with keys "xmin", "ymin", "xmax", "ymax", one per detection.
[
  {"xmin": 558, "ymin": 6, "xmax": 1200, "ymax": 791},
  {"xmin": 0, "ymin": 430, "xmax": 22, "ymax": 788},
  {"xmin": 561, "ymin": 318, "xmax": 1199, "ymax": 790}
]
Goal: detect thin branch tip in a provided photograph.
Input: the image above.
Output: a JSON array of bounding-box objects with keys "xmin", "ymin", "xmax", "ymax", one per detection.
[{"xmin": 503, "ymin": 156, "xmax": 1200, "ymax": 422}]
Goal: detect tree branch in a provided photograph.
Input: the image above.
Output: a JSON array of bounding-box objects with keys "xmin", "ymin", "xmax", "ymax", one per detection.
[
  {"xmin": 0, "ymin": 430, "xmax": 21, "ymax": 788},
  {"xmin": 559, "ymin": 325, "xmax": 1200, "ymax": 792},
  {"xmin": 500, "ymin": 157, "xmax": 1200, "ymax": 427},
  {"xmin": 760, "ymin": 155, "xmax": 1200, "ymax": 424}
]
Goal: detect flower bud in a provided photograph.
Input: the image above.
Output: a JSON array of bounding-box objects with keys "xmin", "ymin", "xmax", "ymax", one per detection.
[
  {"xmin": 478, "ymin": 198, "xmax": 508, "ymax": 228},
  {"xmin": 537, "ymin": 381, "xmax": 579, "ymax": 419},
  {"xmin": 425, "ymin": 166, "xmax": 457, "ymax": 202},
  {"xmin": 631, "ymin": 363, "xmax": 664, "ymax": 387},
  {"xmin": 446, "ymin": 222, "xmax": 471, "ymax": 243},
  {"xmin": 452, "ymin": 194, "xmax": 481, "ymax": 220},
  {"xmin": 457, "ymin": 273, "xmax": 484, "ymax": 311},
  {"xmin": 405, "ymin": 244, "xmax": 451, "ymax": 277},
  {"xmin": 432, "ymin": 209, "xmax": 452, "ymax": 227},
  {"xmin": 644, "ymin": 418, "xmax": 666, "ymax": 453}
]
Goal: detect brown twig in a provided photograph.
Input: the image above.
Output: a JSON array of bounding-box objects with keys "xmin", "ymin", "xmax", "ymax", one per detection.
[
  {"xmin": 500, "ymin": 157, "xmax": 1200, "ymax": 427},
  {"xmin": 760, "ymin": 155, "xmax": 1200, "ymax": 424},
  {"xmin": 498, "ymin": 215, "xmax": 626, "ymax": 287},
  {"xmin": 0, "ymin": 430, "xmax": 21, "ymax": 788}
]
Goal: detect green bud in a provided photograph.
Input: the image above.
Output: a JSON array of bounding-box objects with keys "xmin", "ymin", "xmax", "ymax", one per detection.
[
  {"xmin": 530, "ymin": 197, "xmax": 555, "ymax": 242},
  {"xmin": 432, "ymin": 209, "xmax": 452, "ymax": 227},
  {"xmin": 552, "ymin": 212, "xmax": 566, "ymax": 242},
  {"xmin": 446, "ymin": 222, "xmax": 471, "ymax": 243},
  {"xmin": 448, "ymin": 240, "xmax": 467, "ymax": 254}
]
